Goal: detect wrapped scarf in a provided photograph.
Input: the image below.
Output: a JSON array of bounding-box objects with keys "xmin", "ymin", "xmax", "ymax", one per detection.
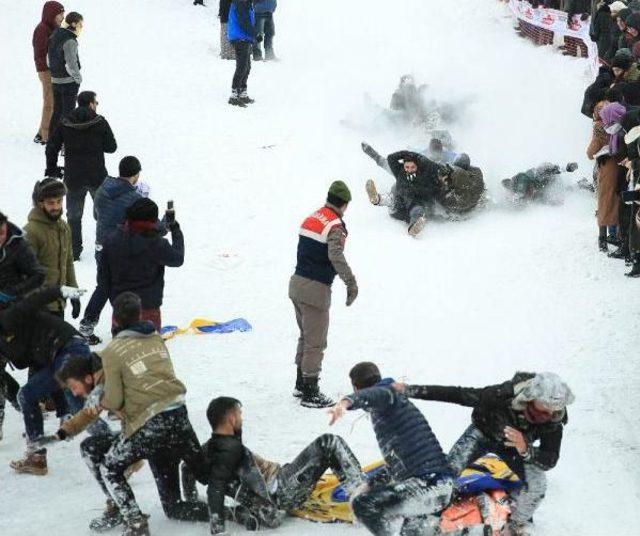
[{"xmin": 599, "ymin": 102, "xmax": 627, "ymax": 155}]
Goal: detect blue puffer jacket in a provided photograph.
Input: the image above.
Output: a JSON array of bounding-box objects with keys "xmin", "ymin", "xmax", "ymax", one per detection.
[
  {"xmin": 346, "ymin": 378, "xmax": 452, "ymax": 482},
  {"xmin": 254, "ymin": 0, "xmax": 277, "ymax": 14},
  {"xmin": 228, "ymin": 0, "xmax": 255, "ymax": 42},
  {"xmin": 94, "ymin": 176, "xmax": 141, "ymax": 246}
]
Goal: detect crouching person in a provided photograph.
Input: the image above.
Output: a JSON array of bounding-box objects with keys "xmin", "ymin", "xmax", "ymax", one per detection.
[
  {"xmin": 182, "ymin": 396, "xmax": 366, "ymax": 534},
  {"xmin": 93, "ymin": 291, "xmax": 208, "ymax": 536},
  {"xmin": 397, "ymin": 372, "xmax": 574, "ymax": 536},
  {"xmin": 329, "ymin": 362, "xmax": 453, "ymax": 535}
]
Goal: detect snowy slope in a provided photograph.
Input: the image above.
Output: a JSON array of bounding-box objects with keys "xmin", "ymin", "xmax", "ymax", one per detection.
[{"xmin": 1, "ymin": 1, "xmax": 639, "ymax": 535}]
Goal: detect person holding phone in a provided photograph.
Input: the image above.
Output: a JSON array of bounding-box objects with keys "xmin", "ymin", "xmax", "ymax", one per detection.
[{"xmin": 97, "ymin": 198, "xmax": 183, "ymax": 333}]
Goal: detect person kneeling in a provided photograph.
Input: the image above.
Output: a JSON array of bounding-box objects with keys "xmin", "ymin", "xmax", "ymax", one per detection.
[{"xmin": 184, "ymin": 396, "xmax": 366, "ymax": 534}]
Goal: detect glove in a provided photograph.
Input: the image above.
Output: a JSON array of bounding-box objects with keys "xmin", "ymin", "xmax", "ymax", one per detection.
[
  {"xmin": 71, "ymin": 298, "xmax": 81, "ymax": 319},
  {"xmin": 60, "ymin": 286, "xmax": 86, "ymax": 300},
  {"xmin": 256, "ymin": 33, "xmax": 264, "ymax": 43},
  {"xmin": 361, "ymin": 142, "xmax": 377, "ymax": 159},
  {"xmin": 346, "ymin": 279, "xmax": 358, "ymax": 307}
]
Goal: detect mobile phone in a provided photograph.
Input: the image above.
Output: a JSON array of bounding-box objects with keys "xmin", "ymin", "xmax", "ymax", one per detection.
[{"xmin": 167, "ymin": 200, "xmax": 174, "ymax": 211}]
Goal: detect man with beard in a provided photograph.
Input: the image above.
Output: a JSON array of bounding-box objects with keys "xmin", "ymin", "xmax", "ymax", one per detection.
[
  {"xmin": 24, "ymin": 178, "xmax": 80, "ymax": 318},
  {"xmin": 361, "ymin": 142, "xmax": 441, "ymax": 236},
  {"xmin": 394, "ymin": 372, "xmax": 575, "ymax": 536}
]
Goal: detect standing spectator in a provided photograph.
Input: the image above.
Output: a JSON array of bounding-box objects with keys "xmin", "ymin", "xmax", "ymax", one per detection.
[
  {"xmin": 252, "ymin": 0, "xmax": 277, "ymax": 61},
  {"xmin": 79, "ymin": 157, "xmax": 143, "ymax": 345},
  {"xmin": 228, "ymin": 0, "xmax": 257, "ymax": 107},
  {"xmin": 47, "ymin": 11, "xmax": 83, "ymax": 140},
  {"xmin": 99, "ymin": 199, "xmax": 183, "ymax": 333},
  {"xmin": 46, "ymin": 91, "xmax": 117, "ymax": 261},
  {"xmin": 289, "ymin": 181, "xmax": 358, "ymax": 408},
  {"xmin": 219, "ymin": 0, "xmax": 236, "ymax": 60},
  {"xmin": 32, "ymin": 1, "xmax": 65, "ymax": 145},
  {"xmin": 24, "ymin": 179, "xmax": 80, "ymax": 317}
]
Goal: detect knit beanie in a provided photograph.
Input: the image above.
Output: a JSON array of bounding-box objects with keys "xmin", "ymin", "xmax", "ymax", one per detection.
[
  {"xmin": 327, "ymin": 180, "xmax": 352, "ymax": 204},
  {"xmin": 119, "ymin": 156, "xmax": 142, "ymax": 178},
  {"xmin": 125, "ymin": 198, "xmax": 158, "ymax": 222},
  {"xmin": 32, "ymin": 178, "xmax": 66, "ymax": 205}
]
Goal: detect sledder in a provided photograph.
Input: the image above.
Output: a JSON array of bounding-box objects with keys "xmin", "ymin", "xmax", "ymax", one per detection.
[{"xmin": 501, "ymin": 163, "xmax": 579, "ymax": 205}]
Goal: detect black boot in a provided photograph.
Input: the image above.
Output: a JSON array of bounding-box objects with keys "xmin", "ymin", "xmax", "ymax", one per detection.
[
  {"xmin": 88, "ymin": 499, "xmax": 124, "ymax": 532},
  {"xmin": 625, "ymin": 256, "xmax": 640, "ymax": 277},
  {"xmin": 300, "ymin": 377, "xmax": 334, "ymax": 409},
  {"xmin": 293, "ymin": 366, "xmax": 303, "ymax": 398},
  {"xmin": 608, "ymin": 245, "xmax": 629, "ymax": 259},
  {"xmin": 599, "ymin": 227, "xmax": 608, "ymax": 252}
]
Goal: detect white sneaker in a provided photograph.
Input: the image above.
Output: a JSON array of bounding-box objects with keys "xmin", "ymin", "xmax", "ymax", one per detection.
[
  {"xmin": 408, "ymin": 216, "xmax": 427, "ymax": 237},
  {"xmin": 365, "ymin": 179, "xmax": 380, "ymax": 205}
]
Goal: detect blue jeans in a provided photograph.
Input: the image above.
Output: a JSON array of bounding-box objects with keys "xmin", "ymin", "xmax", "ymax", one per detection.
[
  {"xmin": 18, "ymin": 337, "xmax": 90, "ymax": 442},
  {"xmin": 66, "ymin": 184, "xmax": 98, "ymax": 259},
  {"xmin": 252, "ymin": 12, "xmax": 275, "ymax": 59}
]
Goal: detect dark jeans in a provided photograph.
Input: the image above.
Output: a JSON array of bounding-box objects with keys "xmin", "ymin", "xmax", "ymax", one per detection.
[
  {"xmin": 84, "ymin": 249, "xmax": 108, "ymax": 324},
  {"xmin": 275, "ymin": 434, "xmax": 364, "ymax": 510},
  {"xmin": 100, "ymin": 406, "xmax": 208, "ymax": 522},
  {"xmin": 252, "ymin": 13, "xmax": 275, "ymax": 59},
  {"xmin": 67, "ymin": 184, "xmax": 98, "ymax": 258},
  {"xmin": 231, "ymin": 41, "xmax": 252, "ymax": 91},
  {"xmin": 18, "ymin": 337, "xmax": 90, "ymax": 441},
  {"xmin": 49, "ymin": 82, "xmax": 79, "ymax": 139}
]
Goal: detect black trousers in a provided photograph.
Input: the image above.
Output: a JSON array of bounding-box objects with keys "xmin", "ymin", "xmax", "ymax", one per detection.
[
  {"xmin": 85, "ymin": 406, "xmax": 209, "ymax": 522},
  {"xmin": 49, "ymin": 82, "xmax": 79, "ymax": 138},
  {"xmin": 231, "ymin": 41, "xmax": 252, "ymax": 92}
]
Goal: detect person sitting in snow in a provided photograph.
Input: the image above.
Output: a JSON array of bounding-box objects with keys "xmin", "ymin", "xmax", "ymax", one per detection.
[
  {"xmin": 437, "ymin": 153, "xmax": 486, "ymax": 215},
  {"xmin": 180, "ymin": 396, "xmax": 366, "ymax": 534},
  {"xmin": 501, "ymin": 162, "xmax": 578, "ymax": 205},
  {"xmin": 329, "ymin": 362, "xmax": 453, "ymax": 535},
  {"xmin": 362, "ymin": 142, "xmax": 441, "ymax": 236},
  {"xmin": 394, "ymin": 372, "xmax": 575, "ymax": 536}
]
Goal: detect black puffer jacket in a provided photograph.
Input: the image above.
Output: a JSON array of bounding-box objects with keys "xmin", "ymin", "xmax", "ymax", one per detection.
[
  {"xmin": 0, "ymin": 222, "xmax": 45, "ymax": 299},
  {"xmin": 0, "ymin": 286, "xmax": 79, "ymax": 369},
  {"xmin": 45, "ymin": 106, "xmax": 117, "ymax": 190},
  {"xmin": 387, "ymin": 151, "xmax": 440, "ymax": 205},
  {"xmin": 405, "ymin": 372, "xmax": 567, "ymax": 478}
]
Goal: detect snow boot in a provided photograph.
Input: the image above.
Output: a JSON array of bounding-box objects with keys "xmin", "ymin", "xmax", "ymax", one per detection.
[
  {"xmin": 300, "ymin": 377, "xmax": 334, "ymax": 408},
  {"xmin": 365, "ymin": 179, "xmax": 380, "ymax": 205},
  {"xmin": 89, "ymin": 499, "xmax": 124, "ymax": 533},
  {"xmin": 121, "ymin": 515, "xmax": 150, "ymax": 536},
  {"xmin": 239, "ymin": 90, "xmax": 255, "ymax": 104},
  {"xmin": 293, "ymin": 366, "xmax": 303, "ymax": 398},
  {"xmin": 228, "ymin": 90, "xmax": 247, "ymax": 108},
  {"xmin": 625, "ymin": 256, "xmax": 640, "ymax": 277},
  {"xmin": 79, "ymin": 318, "xmax": 102, "ymax": 346},
  {"xmin": 408, "ymin": 216, "xmax": 427, "ymax": 237},
  {"xmin": 10, "ymin": 451, "xmax": 48, "ymax": 475}
]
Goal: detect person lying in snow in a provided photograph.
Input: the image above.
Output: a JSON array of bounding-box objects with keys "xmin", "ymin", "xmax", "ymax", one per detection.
[
  {"xmin": 180, "ymin": 396, "xmax": 366, "ymax": 534},
  {"xmin": 501, "ymin": 162, "xmax": 579, "ymax": 205},
  {"xmin": 329, "ymin": 362, "xmax": 453, "ymax": 536},
  {"xmin": 436, "ymin": 153, "xmax": 486, "ymax": 215},
  {"xmin": 394, "ymin": 372, "xmax": 575, "ymax": 536}
]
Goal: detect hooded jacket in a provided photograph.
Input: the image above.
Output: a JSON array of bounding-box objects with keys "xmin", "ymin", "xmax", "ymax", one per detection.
[
  {"xmin": 0, "ymin": 286, "xmax": 79, "ymax": 370},
  {"xmin": 48, "ymin": 26, "xmax": 81, "ymax": 84},
  {"xmin": 94, "ymin": 177, "xmax": 142, "ymax": 246},
  {"xmin": 99, "ymin": 223, "xmax": 184, "ymax": 309},
  {"xmin": 404, "ymin": 372, "xmax": 571, "ymax": 479},
  {"xmin": 0, "ymin": 222, "xmax": 45, "ymax": 299},
  {"xmin": 346, "ymin": 378, "xmax": 452, "ymax": 482},
  {"xmin": 23, "ymin": 207, "xmax": 76, "ymax": 312},
  {"xmin": 46, "ymin": 106, "xmax": 117, "ymax": 190},
  {"xmin": 101, "ymin": 322, "xmax": 186, "ymax": 437},
  {"xmin": 32, "ymin": 1, "xmax": 64, "ymax": 72}
]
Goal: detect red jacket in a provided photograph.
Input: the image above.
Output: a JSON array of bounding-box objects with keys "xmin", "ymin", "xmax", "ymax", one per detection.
[{"xmin": 32, "ymin": 1, "xmax": 64, "ymax": 72}]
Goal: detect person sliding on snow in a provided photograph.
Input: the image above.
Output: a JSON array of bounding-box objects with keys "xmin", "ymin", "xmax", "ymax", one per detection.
[
  {"xmin": 362, "ymin": 142, "xmax": 441, "ymax": 236},
  {"xmin": 181, "ymin": 396, "xmax": 366, "ymax": 534},
  {"xmin": 437, "ymin": 153, "xmax": 486, "ymax": 216},
  {"xmin": 501, "ymin": 162, "xmax": 578, "ymax": 205},
  {"xmin": 92, "ymin": 292, "xmax": 209, "ymax": 536},
  {"xmin": 329, "ymin": 362, "xmax": 453, "ymax": 535},
  {"xmin": 289, "ymin": 181, "xmax": 358, "ymax": 408},
  {"xmin": 0, "ymin": 285, "xmax": 89, "ymax": 475},
  {"xmin": 395, "ymin": 372, "xmax": 575, "ymax": 536}
]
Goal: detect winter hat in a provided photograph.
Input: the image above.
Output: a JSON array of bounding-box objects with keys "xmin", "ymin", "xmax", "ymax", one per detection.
[
  {"xmin": 32, "ymin": 178, "xmax": 66, "ymax": 204},
  {"xmin": 453, "ymin": 153, "xmax": 471, "ymax": 170},
  {"xmin": 609, "ymin": 1, "xmax": 628, "ymax": 14},
  {"xmin": 125, "ymin": 198, "xmax": 158, "ymax": 222},
  {"xmin": 511, "ymin": 372, "xmax": 575, "ymax": 413},
  {"xmin": 327, "ymin": 180, "xmax": 352, "ymax": 204},
  {"xmin": 612, "ymin": 49, "xmax": 634, "ymax": 70},
  {"xmin": 119, "ymin": 156, "xmax": 142, "ymax": 178}
]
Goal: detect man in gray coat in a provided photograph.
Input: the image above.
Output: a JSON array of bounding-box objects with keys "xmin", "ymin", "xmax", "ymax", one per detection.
[{"xmin": 288, "ymin": 181, "xmax": 357, "ymax": 408}]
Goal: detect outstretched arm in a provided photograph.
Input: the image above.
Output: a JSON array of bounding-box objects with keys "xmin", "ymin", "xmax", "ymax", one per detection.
[{"xmin": 402, "ymin": 381, "xmax": 515, "ymax": 408}]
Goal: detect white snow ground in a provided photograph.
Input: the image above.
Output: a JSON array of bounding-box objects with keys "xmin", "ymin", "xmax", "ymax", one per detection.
[{"xmin": 1, "ymin": 1, "xmax": 639, "ymax": 534}]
